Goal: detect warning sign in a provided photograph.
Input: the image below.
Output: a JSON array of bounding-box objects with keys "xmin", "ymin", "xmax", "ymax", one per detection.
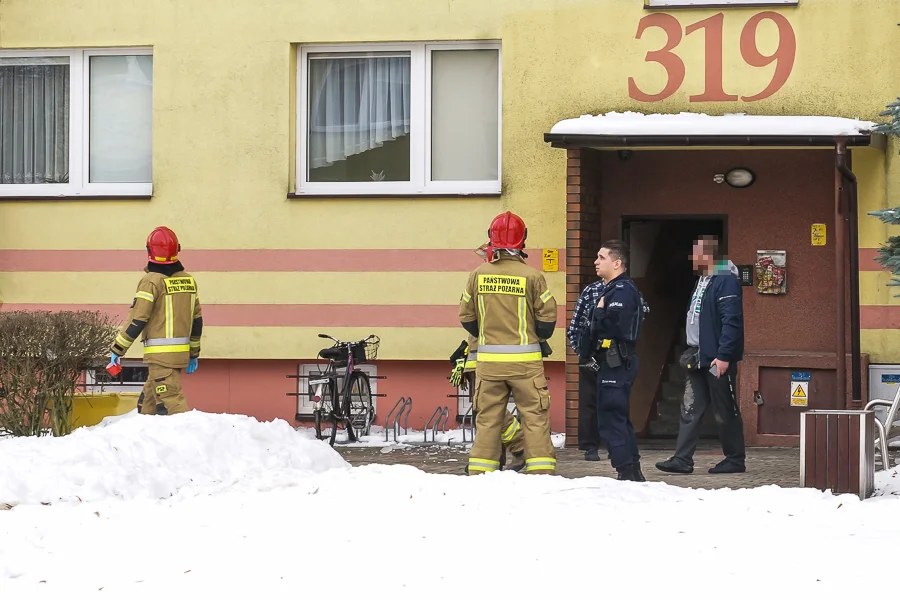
[
  {"xmin": 542, "ymin": 249, "xmax": 559, "ymax": 272},
  {"xmin": 791, "ymin": 382, "xmax": 809, "ymax": 407},
  {"xmin": 811, "ymin": 223, "xmax": 826, "ymax": 246}
]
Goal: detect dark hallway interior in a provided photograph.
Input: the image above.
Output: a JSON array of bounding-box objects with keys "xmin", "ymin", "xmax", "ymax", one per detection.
[{"xmin": 623, "ymin": 217, "xmax": 726, "ymax": 437}]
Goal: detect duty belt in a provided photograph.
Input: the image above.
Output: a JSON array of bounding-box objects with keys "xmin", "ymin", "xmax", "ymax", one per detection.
[{"xmin": 477, "ymin": 343, "xmax": 542, "ymax": 363}]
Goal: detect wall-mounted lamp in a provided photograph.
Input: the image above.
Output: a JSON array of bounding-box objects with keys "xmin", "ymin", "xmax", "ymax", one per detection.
[{"xmin": 713, "ymin": 167, "xmax": 756, "ymax": 189}]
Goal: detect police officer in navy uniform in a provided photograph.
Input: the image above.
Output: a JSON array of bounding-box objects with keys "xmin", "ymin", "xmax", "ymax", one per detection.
[{"xmin": 585, "ymin": 240, "xmax": 646, "ymax": 482}]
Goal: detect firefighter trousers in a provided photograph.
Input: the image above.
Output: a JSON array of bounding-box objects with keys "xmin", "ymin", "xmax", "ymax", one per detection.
[
  {"xmin": 465, "ymin": 372, "xmax": 525, "ymax": 456},
  {"xmin": 138, "ymin": 364, "xmax": 190, "ymax": 416},
  {"xmin": 468, "ymin": 373, "xmax": 555, "ymax": 475}
]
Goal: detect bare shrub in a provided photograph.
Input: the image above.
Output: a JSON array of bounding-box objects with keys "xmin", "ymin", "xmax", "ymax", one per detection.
[{"xmin": 0, "ymin": 311, "xmax": 117, "ymax": 437}]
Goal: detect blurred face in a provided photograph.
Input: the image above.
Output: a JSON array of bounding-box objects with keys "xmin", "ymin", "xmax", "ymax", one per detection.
[
  {"xmin": 594, "ymin": 248, "xmax": 620, "ymax": 280},
  {"xmin": 691, "ymin": 240, "xmax": 715, "ymax": 274}
]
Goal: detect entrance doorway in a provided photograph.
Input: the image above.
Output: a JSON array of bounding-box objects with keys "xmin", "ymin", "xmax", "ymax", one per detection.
[{"xmin": 622, "ymin": 216, "xmax": 726, "ymax": 438}]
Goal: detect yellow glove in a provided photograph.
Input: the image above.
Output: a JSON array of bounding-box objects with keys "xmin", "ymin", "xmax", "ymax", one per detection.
[{"xmin": 450, "ymin": 358, "xmax": 466, "ymax": 389}]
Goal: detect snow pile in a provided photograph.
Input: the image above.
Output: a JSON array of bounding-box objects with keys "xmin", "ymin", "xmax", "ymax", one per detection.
[
  {"xmin": 549, "ymin": 111, "xmax": 877, "ymax": 137},
  {"xmin": 0, "ymin": 411, "xmax": 349, "ymax": 506},
  {"xmin": 875, "ymin": 465, "xmax": 900, "ymax": 496},
  {"xmin": 300, "ymin": 425, "xmax": 566, "ymax": 449},
  {"xmin": 2, "ymin": 464, "xmax": 899, "ymax": 597}
]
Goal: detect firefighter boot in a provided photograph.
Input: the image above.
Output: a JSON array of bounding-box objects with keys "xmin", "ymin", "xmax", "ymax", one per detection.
[{"xmin": 506, "ymin": 450, "xmax": 526, "ymax": 472}]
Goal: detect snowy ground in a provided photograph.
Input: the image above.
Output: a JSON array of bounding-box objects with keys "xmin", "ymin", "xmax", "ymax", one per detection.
[{"xmin": 1, "ymin": 411, "xmax": 898, "ymax": 599}]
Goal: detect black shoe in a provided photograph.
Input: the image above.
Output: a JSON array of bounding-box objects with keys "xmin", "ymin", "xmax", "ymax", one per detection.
[
  {"xmin": 708, "ymin": 460, "xmax": 746, "ymax": 474},
  {"xmin": 584, "ymin": 448, "xmax": 601, "ymax": 462},
  {"xmin": 499, "ymin": 447, "xmax": 507, "ymax": 470},
  {"xmin": 655, "ymin": 458, "xmax": 693, "ymax": 474}
]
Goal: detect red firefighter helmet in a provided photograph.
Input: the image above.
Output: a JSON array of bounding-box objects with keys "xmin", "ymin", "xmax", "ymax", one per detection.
[
  {"xmin": 146, "ymin": 226, "xmax": 181, "ymax": 264},
  {"xmin": 488, "ymin": 211, "xmax": 527, "ymax": 250}
]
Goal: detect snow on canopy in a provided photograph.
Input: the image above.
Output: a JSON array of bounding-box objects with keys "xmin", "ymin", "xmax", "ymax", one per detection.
[{"xmin": 549, "ymin": 111, "xmax": 878, "ymax": 137}]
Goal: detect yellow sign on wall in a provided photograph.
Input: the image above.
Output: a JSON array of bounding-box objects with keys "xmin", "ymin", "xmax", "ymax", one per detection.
[
  {"xmin": 811, "ymin": 223, "xmax": 826, "ymax": 246},
  {"xmin": 542, "ymin": 249, "xmax": 559, "ymax": 272}
]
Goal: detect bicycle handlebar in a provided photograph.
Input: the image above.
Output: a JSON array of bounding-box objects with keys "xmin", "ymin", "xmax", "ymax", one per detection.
[{"xmin": 317, "ymin": 333, "xmax": 379, "ymax": 346}]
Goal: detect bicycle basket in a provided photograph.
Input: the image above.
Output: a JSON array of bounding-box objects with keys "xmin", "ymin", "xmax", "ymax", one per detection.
[{"xmin": 352, "ymin": 336, "xmax": 380, "ymax": 363}]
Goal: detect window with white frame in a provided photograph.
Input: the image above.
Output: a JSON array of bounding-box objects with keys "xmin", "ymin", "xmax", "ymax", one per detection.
[
  {"xmin": 296, "ymin": 363, "xmax": 379, "ymax": 415},
  {"xmin": 83, "ymin": 360, "xmax": 149, "ymax": 394},
  {"xmin": 296, "ymin": 42, "xmax": 501, "ymax": 196},
  {"xmin": 0, "ymin": 48, "xmax": 153, "ymax": 198}
]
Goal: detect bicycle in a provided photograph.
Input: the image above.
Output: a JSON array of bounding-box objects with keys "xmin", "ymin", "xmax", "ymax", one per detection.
[{"xmin": 308, "ymin": 333, "xmax": 379, "ymax": 446}]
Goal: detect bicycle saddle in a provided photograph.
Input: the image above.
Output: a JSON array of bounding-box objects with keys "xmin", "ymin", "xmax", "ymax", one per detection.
[{"xmin": 318, "ymin": 347, "xmax": 345, "ymax": 360}]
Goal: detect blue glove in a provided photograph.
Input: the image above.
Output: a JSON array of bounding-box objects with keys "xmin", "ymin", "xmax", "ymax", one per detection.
[
  {"xmin": 186, "ymin": 357, "xmax": 199, "ymax": 374},
  {"xmin": 108, "ymin": 351, "xmax": 121, "ymax": 367}
]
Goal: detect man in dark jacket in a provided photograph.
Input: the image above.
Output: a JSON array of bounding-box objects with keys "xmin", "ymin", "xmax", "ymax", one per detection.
[{"xmin": 656, "ymin": 235, "xmax": 746, "ymax": 474}]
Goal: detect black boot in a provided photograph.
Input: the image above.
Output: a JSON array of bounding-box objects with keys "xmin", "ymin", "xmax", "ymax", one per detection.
[
  {"xmin": 584, "ymin": 448, "xmax": 601, "ymax": 462},
  {"xmin": 632, "ymin": 462, "xmax": 646, "ymax": 482},
  {"xmin": 616, "ymin": 463, "xmax": 645, "ymax": 482}
]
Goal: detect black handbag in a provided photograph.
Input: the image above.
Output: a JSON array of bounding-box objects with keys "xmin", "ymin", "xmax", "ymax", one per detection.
[{"xmin": 679, "ymin": 346, "xmax": 701, "ymax": 371}]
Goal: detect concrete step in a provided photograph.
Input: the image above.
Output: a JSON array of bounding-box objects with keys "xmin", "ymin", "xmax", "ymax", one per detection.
[
  {"xmin": 655, "ymin": 401, "xmax": 681, "ymax": 421},
  {"xmin": 667, "ymin": 363, "xmax": 686, "ymax": 383},
  {"xmin": 647, "ymin": 419, "xmax": 680, "ymax": 437},
  {"xmin": 661, "ymin": 381, "xmax": 685, "ymax": 403}
]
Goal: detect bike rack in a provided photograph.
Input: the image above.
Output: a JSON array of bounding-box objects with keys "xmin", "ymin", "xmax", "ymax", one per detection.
[
  {"xmin": 424, "ymin": 406, "xmax": 450, "ymax": 442},
  {"xmin": 461, "ymin": 404, "xmax": 476, "ymax": 443},
  {"xmin": 384, "ymin": 396, "xmax": 412, "ymax": 442}
]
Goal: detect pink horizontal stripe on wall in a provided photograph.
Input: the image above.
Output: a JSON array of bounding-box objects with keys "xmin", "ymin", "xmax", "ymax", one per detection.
[
  {"xmin": 0, "ymin": 303, "xmax": 567, "ymax": 328},
  {"xmin": 860, "ymin": 305, "xmax": 900, "ymax": 330},
  {"xmin": 858, "ymin": 248, "xmax": 887, "ymax": 271},
  {"xmin": 0, "ymin": 249, "xmax": 566, "ymax": 273}
]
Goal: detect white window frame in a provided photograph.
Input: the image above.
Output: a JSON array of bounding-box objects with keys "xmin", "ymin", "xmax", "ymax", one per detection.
[
  {"xmin": 296, "ymin": 41, "xmax": 502, "ymax": 197},
  {"xmin": 646, "ymin": 0, "xmax": 798, "ymax": 7},
  {"xmin": 0, "ymin": 46, "xmax": 153, "ymax": 198},
  {"xmin": 83, "ymin": 359, "xmax": 148, "ymax": 394},
  {"xmin": 296, "ymin": 363, "xmax": 379, "ymax": 415}
]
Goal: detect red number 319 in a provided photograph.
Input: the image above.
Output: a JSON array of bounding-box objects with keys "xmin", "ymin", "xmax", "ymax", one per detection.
[{"xmin": 628, "ymin": 11, "xmax": 797, "ymax": 103}]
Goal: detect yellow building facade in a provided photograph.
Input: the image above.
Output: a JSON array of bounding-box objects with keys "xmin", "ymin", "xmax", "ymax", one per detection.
[{"xmin": 1, "ymin": 0, "xmax": 898, "ymax": 443}]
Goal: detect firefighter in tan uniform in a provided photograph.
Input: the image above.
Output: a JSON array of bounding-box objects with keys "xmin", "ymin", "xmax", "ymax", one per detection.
[
  {"xmin": 108, "ymin": 226, "xmax": 203, "ymax": 415},
  {"xmin": 450, "ymin": 336, "xmax": 526, "ymax": 472},
  {"xmin": 459, "ymin": 212, "xmax": 558, "ymax": 475}
]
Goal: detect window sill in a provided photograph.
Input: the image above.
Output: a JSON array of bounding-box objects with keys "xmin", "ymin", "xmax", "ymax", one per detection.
[
  {"xmin": 0, "ymin": 194, "xmax": 152, "ymax": 201},
  {"xmin": 0, "ymin": 183, "xmax": 153, "ymax": 200},
  {"xmin": 288, "ymin": 192, "xmax": 502, "ymax": 199},
  {"xmin": 644, "ymin": 0, "xmax": 798, "ymax": 8}
]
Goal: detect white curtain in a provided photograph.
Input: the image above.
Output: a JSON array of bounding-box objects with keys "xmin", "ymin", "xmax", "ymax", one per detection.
[
  {"xmin": 0, "ymin": 57, "xmax": 70, "ymax": 184},
  {"xmin": 308, "ymin": 55, "xmax": 410, "ymax": 169}
]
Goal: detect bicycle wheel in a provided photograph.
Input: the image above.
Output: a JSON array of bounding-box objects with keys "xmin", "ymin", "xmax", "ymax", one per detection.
[
  {"xmin": 344, "ymin": 371, "xmax": 374, "ymax": 441},
  {"xmin": 312, "ymin": 379, "xmax": 338, "ymax": 444}
]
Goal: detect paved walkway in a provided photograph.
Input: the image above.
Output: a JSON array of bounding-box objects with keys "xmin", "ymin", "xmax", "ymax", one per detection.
[{"xmin": 336, "ymin": 441, "xmax": 803, "ymax": 490}]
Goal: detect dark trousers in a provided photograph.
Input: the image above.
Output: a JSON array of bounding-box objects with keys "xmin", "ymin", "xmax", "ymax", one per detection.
[
  {"xmin": 577, "ymin": 365, "xmax": 600, "ymax": 451},
  {"xmin": 673, "ymin": 362, "xmax": 746, "ymax": 467},
  {"xmin": 596, "ymin": 356, "xmax": 641, "ymax": 471}
]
